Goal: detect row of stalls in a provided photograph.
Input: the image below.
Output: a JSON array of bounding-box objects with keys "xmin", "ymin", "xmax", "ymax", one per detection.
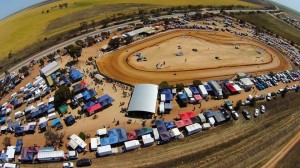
[{"xmin": 159, "ymin": 89, "xmax": 175, "ymax": 114}]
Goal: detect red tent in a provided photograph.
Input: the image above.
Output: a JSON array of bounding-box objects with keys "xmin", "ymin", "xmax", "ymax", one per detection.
[
  {"xmin": 179, "ymin": 113, "xmax": 189, "ymax": 120},
  {"xmin": 7, "ymin": 104, "xmax": 13, "ymax": 109},
  {"xmin": 186, "ymin": 111, "xmax": 197, "ymax": 118},
  {"xmin": 194, "ymin": 94, "xmax": 203, "ymax": 100},
  {"xmin": 87, "ymin": 103, "xmax": 102, "ymax": 115},
  {"xmin": 127, "ymin": 131, "xmax": 137, "ymax": 140},
  {"xmin": 174, "ymin": 120, "xmax": 185, "ymax": 128},
  {"xmin": 182, "ymin": 118, "xmax": 193, "ymax": 126}
]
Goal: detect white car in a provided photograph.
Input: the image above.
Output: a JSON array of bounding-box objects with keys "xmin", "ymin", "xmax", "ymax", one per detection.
[
  {"xmin": 260, "ymin": 105, "xmax": 265, "ymax": 113},
  {"xmin": 63, "ymin": 162, "xmax": 74, "ymax": 168},
  {"xmin": 254, "ymin": 109, "xmax": 259, "ymax": 118}
]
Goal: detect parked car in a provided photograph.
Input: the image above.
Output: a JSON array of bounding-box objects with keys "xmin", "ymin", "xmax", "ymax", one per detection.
[
  {"xmin": 254, "ymin": 109, "xmax": 259, "ymax": 118},
  {"xmin": 231, "ymin": 111, "xmax": 239, "ymax": 120},
  {"xmin": 242, "ymin": 110, "xmax": 251, "ymax": 120},
  {"xmin": 63, "ymin": 162, "xmax": 74, "ymax": 168},
  {"xmin": 260, "ymin": 105, "xmax": 266, "ymax": 113},
  {"xmin": 76, "ymin": 158, "xmax": 92, "ymax": 167}
]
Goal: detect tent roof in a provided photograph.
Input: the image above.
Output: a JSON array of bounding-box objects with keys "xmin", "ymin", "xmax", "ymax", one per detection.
[
  {"xmin": 127, "ymin": 84, "xmax": 158, "ymax": 114},
  {"xmin": 87, "ymin": 103, "xmax": 102, "ymax": 114},
  {"xmin": 165, "ymin": 121, "xmax": 176, "ymax": 129},
  {"xmin": 194, "ymin": 94, "xmax": 203, "ymax": 100},
  {"xmin": 174, "ymin": 120, "xmax": 185, "ymax": 128},
  {"xmin": 52, "ymin": 118, "xmax": 61, "ymax": 126},
  {"xmin": 59, "ymin": 104, "xmax": 68, "ymax": 113},
  {"xmin": 155, "ymin": 119, "xmax": 170, "ymax": 141},
  {"xmin": 135, "ymin": 127, "xmax": 153, "ymax": 137},
  {"xmin": 127, "ymin": 131, "xmax": 137, "ymax": 140},
  {"xmin": 40, "ymin": 61, "xmax": 60, "ymax": 76},
  {"xmin": 190, "ymin": 87, "xmax": 200, "ymax": 94}
]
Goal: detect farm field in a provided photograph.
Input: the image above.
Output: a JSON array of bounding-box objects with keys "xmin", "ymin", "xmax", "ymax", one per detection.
[
  {"xmin": 97, "ymin": 30, "xmax": 291, "ymax": 85},
  {"xmin": 235, "ymin": 13, "xmax": 300, "ymax": 45},
  {"xmin": 21, "ymin": 92, "xmax": 300, "ymax": 168},
  {"xmin": 0, "ymin": 0, "xmax": 259, "ymax": 63}
]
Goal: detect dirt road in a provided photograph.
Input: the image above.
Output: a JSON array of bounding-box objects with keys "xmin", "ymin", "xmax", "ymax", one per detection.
[
  {"xmin": 97, "ymin": 30, "xmax": 291, "ymax": 85},
  {"xmin": 262, "ymin": 131, "xmax": 300, "ymax": 168}
]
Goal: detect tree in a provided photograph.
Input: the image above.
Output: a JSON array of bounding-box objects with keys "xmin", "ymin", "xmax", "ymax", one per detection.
[
  {"xmin": 44, "ymin": 129, "xmax": 65, "ymax": 147},
  {"xmin": 100, "ymin": 32, "xmax": 109, "ymax": 38},
  {"xmin": 235, "ymin": 100, "xmax": 242, "ymax": 111},
  {"xmin": 20, "ymin": 66, "xmax": 29, "ymax": 73},
  {"xmin": 4, "ymin": 70, "xmax": 9, "ymax": 76},
  {"xmin": 69, "ymin": 46, "xmax": 82, "ymax": 61},
  {"xmin": 75, "ymin": 40, "xmax": 84, "ymax": 46},
  {"xmin": 80, "ymin": 21, "xmax": 88, "ymax": 30},
  {"xmin": 91, "ymin": 20, "xmax": 96, "ymax": 29},
  {"xmin": 108, "ymin": 38, "xmax": 120, "ymax": 49},
  {"xmin": 39, "ymin": 58, "xmax": 44, "ymax": 66},
  {"xmin": 193, "ymin": 80, "xmax": 202, "ymax": 86},
  {"xmin": 54, "ymin": 85, "xmax": 71, "ymax": 106},
  {"xmin": 79, "ymin": 132, "xmax": 86, "ymax": 140},
  {"xmin": 85, "ymin": 36, "xmax": 94, "ymax": 46},
  {"xmin": 2, "ymin": 137, "xmax": 11, "ymax": 148},
  {"xmin": 159, "ymin": 81, "xmax": 170, "ymax": 89},
  {"xmin": 176, "ymin": 83, "xmax": 184, "ymax": 91},
  {"xmin": 124, "ymin": 36, "xmax": 134, "ymax": 44}
]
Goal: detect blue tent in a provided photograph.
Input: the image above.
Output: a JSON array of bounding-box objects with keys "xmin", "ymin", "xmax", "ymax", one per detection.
[
  {"xmin": 204, "ymin": 84, "xmax": 212, "ymax": 92},
  {"xmin": 100, "ymin": 136, "xmax": 119, "ymax": 146},
  {"xmin": 60, "ymin": 75, "xmax": 71, "ymax": 86},
  {"xmin": 46, "ymin": 104, "xmax": 53, "ymax": 111},
  {"xmin": 39, "ymin": 122, "xmax": 48, "ymax": 130},
  {"xmin": 135, "ymin": 127, "xmax": 153, "ymax": 137},
  {"xmin": 0, "ymin": 117, "xmax": 5, "ymax": 124},
  {"xmin": 165, "ymin": 121, "xmax": 176, "ymax": 129},
  {"xmin": 15, "ymin": 139, "xmax": 23, "ymax": 154},
  {"xmin": 15, "ymin": 126, "xmax": 24, "ymax": 135},
  {"xmin": 82, "ymin": 91, "xmax": 91, "ymax": 101},
  {"xmin": 88, "ymin": 89, "xmax": 97, "ymax": 97},
  {"xmin": 26, "ymin": 125, "xmax": 36, "ymax": 133},
  {"xmin": 161, "ymin": 89, "xmax": 173, "ymax": 101},
  {"xmin": 70, "ymin": 69, "xmax": 83, "ymax": 81},
  {"xmin": 0, "ymin": 110, "xmax": 6, "ymax": 117},
  {"xmin": 64, "ymin": 115, "xmax": 75, "ymax": 126},
  {"xmin": 204, "ymin": 110, "xmax": 214, "ymax": 118},
  {"xmin": 97, "ymin": 94, "xmax": 115, "ymax": 107},
  {"xmin": 52, "ymin": 118, "xmax": 61, "ymax": 126},
  {"xmin": 155, "ymin": 119, "xmax": 170, "ymax": 141},
  {"xmin": 178, "ymin": 93, "xmax": 187, "ymax": 99},
  {"xmin": 190, "ymin": 87, "xmax": 200, "ymax": 94},
  {"xmin": 86, "ymin": 101, "xmax": 95, "ymax": 107}
]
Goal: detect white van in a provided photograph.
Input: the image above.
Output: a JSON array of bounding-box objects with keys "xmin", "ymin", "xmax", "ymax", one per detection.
[
  {"xmin": 15, "ymin": 111, "xmax": 25, "ymax": 119},
  {"xmin": 48, "ymin": 113, "xmax": 57, "ymax": 120}
]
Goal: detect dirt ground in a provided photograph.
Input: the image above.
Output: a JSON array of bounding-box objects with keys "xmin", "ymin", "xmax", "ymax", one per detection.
[
  {"xmin": 97, "ymin": 30, "xmax": 292, "ymax": 85},
  {"xmin": 130, "ymin": 34, "xmax": 271, "ymax": 71},
  {"xmin": 0, "ymin": 19, "xmax": 297, "ymax": 166}
]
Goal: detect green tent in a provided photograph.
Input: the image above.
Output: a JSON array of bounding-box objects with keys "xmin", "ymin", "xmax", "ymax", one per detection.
[{"xmin": 59, "ymin": 104, "xmax": 68, "ymax": 114}]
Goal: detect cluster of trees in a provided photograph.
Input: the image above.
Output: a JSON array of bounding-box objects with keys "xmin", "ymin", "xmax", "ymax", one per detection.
[
  {"xmin": 44, "ymin": 129, "xmax": 65, "ymax": 147},
  {"xmin": 42, "ymin": 3, "xmax": 68, "ymax": 14},
  {"xmin": 54, "ymin": 85, "xmax": 71, "ymax": 107},
  {"xmin": 64, "ymin": 44, "xmax": 82, "ymax": 61}
]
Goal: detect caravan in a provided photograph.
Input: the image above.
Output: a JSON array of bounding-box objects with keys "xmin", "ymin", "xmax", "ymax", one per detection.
[
  {"xmin": 90, "ymin": 137, "xmax": 100, "ymax": 151},
  {"xmin": 124, "ymin": 140, "xmax": 140, "ymax": 151},
  {"xmin": 97, "ymin": 145, "xmax": 112, "ymax": 157}
]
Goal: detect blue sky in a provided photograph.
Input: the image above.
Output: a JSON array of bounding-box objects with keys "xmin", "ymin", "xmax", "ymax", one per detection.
[
  {"xmin": 0, "ymin": 0, "xmax": 45, "ymax": 20},
  {"xmin": 271, "ymin": 0, "xmax": 300, "ymax": 12},
  {"xmin": 0, "ymin": 0, "xmax": 299, "ymax": 20}
]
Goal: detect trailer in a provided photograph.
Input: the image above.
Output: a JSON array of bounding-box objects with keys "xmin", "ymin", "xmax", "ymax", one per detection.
[
  {"xmin": 47, "ymin": 113, "xmax": 57, "ymax": 120},
  {"xmin": 185, "ymin": 123, "xmax": 202, "ymax": 136},
  {"xmin": 90, "ymin": 137, "xmax": 100, "ymax": 151},
  {"xmin": 198, "ymin": 85, "xmax": 208, "ymax": 98},
  {"xmin": 37, "ymin": 150, "xmax": 65, "ymax": 162},
  {"xmin": 97, "ymin": 145, "xmax": 112, "ymax": 157},
  {"xmin": 220, "ymin": 83, "xmax": 231, "ymax": 98},
  {"xmin": 197, "ymin": 113, "xmax": 206, "ymax": 124},
  {"xmin": 152, "ymin": 128, "xmax": 160, "ymax": 141},
  {"xmin": 208, "ymin": 81, "xmax": 223, "ymax": 99},
  {"xmin": 124, "ymin": 140, "xmax": 140, "ymax": 151},
  {"xmin": 208, "ymin": 117, "xmax": 215, "ymax": 126},
  {"xmin": 159, "ymin": 102, "xmax": 165, "ymax": 114},
  {"xmin": 202, "ymin": 123, "xmax": 211, "ymax": 130}
]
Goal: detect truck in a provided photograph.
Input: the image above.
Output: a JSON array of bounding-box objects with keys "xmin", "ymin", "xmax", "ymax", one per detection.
[{"xmin": 198, "ymin": 85, "xmax": 208, "ymax": 98}]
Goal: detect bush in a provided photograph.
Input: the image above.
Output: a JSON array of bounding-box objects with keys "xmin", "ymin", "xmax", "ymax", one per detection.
[
  {"xmin": 176, "ymin": 83, "xmax": 184, "ymax": 91},
  {"xmin": 193, "ymin": 80, "xmax": 202, "ymax": 86},
  {"xmin": 159, "ymin": 81, "xmax": 170, "ymax": 89},
  {"xmin": 79, "ymin": 132, "xmax": 86, "ymax": 140},
  {"xmin": 2, "ymin": 137, "xmax": 11, "ymax": 148}
]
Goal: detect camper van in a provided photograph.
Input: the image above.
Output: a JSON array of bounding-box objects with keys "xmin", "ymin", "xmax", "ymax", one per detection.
[
  {"xmin": 14, "ymin": 111, "xmax": 25, "ymax": 119},
  {"xmin": 47, "ymin": 113, "xmax": 57, "ymax": 120}
]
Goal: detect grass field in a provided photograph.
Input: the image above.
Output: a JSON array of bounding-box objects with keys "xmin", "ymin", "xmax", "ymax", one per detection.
[
  {"xmin": 235, "ymin": 13, "xmax": 300, "ymax": 45},
  {"xmin": 0, "ymin": 0, "xmax": 259, "ymax": 62}
]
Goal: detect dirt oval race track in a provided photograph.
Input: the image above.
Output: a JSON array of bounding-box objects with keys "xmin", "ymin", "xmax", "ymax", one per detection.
[{"xmin": 97, "ymin": 30, "xmax": 291, "ymax": 85}]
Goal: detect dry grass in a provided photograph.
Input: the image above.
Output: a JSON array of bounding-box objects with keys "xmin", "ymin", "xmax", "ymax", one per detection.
[{"xmin": 0, "ymin": 0, "xmax": 259, "ymax": 62}]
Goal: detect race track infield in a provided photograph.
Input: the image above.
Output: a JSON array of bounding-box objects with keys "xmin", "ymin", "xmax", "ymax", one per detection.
[{"xmin": 97, "ymin": 30, "xmax": 291, "ymax": 85}]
